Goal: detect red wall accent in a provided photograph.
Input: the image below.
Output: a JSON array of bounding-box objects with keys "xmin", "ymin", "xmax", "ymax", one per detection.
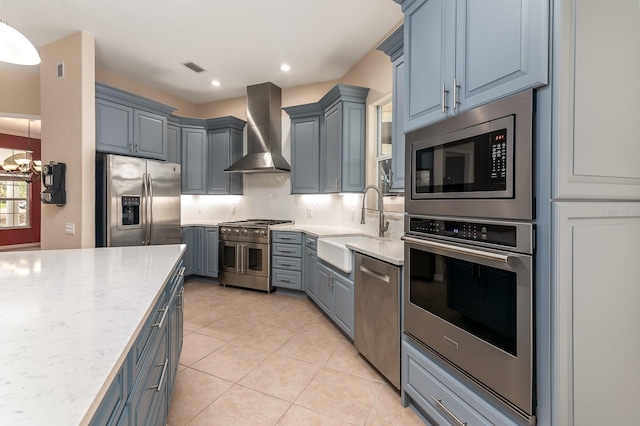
[{"xmin": 0, "ymin": 133, "xmax": 41, "ymax": 247}]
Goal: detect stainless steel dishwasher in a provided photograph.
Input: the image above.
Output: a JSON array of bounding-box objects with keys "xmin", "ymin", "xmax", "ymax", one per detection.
[{"xmin": 354, "ymin": 252, "xmax": 401, "ymax": 389}]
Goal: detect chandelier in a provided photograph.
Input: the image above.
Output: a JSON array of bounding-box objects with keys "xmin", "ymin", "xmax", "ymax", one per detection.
[{"xmin": 1, "ymin": 121, "xmax": 41, "ymax": 177}]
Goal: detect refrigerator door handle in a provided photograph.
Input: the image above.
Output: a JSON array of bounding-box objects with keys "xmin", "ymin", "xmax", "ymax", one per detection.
[
  {"xmin": 147, "ymin": 174, "xmax": 154, "ymax": 244},
  {"xmin": 142, "ymin": 173, "xmax": 149, "ymax": 245}
]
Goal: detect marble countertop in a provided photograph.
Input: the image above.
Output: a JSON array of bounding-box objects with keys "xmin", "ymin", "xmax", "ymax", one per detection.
[{"xmin": 0, "ymin": 244, "xmax": 186, "ymax": 425}]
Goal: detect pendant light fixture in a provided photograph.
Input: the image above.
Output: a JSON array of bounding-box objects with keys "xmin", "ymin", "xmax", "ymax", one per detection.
[{"xmin": 0, "ymin": 17, "xmax": 40, "ymax": 65}]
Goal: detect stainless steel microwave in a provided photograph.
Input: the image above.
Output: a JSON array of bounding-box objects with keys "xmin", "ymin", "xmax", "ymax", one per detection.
[{"xmin": 405, "ymin": 90, "xmax": 534, "ymax": 220}]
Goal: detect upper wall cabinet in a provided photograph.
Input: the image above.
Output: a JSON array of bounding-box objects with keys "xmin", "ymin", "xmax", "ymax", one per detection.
[
  {"xmin": 180, "ymin": 116, "xmax": 245, "ymax": 195},
  {"xmin": 377, "ymin": 25, "xmax": 405, "ymax": 193},
  {"xmin": 166, "ymin": 117, "xmax": 181, "ymax": 164},
  {"xmin": 284, "ymin": 84, "xmax": 369, "ymax": 194},
  {"xmin": 553, "ymin": 0, "xmax": 640, "ymax": 200},
  {"xmin": 95, "ymin": 83, "xmax": 175, "ymax": 160},
  {"xmin": 396, "ymin": 0, "xmax": 549, "ymax": 132}
]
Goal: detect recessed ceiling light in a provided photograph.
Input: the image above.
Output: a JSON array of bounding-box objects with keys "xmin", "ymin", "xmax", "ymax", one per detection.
[
  {"xmin": 211, "ymin": 80, "xmax": 221, "ymax": 87},
  {"xmin": 280, "ymin": 64, "xmax": 291, "ymax": 72}
]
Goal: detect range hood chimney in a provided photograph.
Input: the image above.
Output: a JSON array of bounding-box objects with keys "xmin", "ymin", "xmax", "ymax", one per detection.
[{"xmin": 225, "ymin": 82, "xmax": 291, "ymax": 173}]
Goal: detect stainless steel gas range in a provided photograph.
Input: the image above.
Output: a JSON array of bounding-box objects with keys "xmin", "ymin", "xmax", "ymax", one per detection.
[{"xmin": 218, "ymin": 219, "xmax": 293, "ymax": 293}]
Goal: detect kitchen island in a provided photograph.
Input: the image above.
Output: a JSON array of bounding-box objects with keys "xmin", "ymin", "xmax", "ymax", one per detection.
[{"xmin": 0, "ymin": 244, "xmax": 185, "ymax": 425}]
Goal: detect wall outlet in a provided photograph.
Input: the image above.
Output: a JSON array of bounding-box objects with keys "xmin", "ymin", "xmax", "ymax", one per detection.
[
  {"xmin": 307, "ymin": 208, "xmax": 313, "ymax": 218},
  {"xmin": 64, "ymin": 223, "xmax": 75, "ymax": 235}
]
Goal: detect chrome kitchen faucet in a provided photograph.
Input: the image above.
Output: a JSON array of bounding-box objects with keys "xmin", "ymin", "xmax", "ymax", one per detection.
[{"xmin": 361, "ymin": 185, "xmax": 389, "ymax": 237}]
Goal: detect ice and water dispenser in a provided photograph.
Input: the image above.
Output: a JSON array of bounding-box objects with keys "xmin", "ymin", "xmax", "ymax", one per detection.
[{"xmin": 121, "ymin": 196, "xmax": 141, "ymax": 226}]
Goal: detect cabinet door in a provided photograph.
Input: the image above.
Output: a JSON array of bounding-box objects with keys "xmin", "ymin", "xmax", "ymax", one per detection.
[
  {"xmin": 228, "ymin": 128, "xmax": 244, "ymax": 195},
  {"xmin": 192, "ymin": 227, "xmax": 204, "ymax": 275},
  {"xmin": 96, "ymin": 99, "xmax": 134, "ymax": 155},
  {"xmin": 553, "ymin": 202, "xmax": 640, "ymax": 426},
  {"xmin": 390, "ymin": 55, "xmax": 406, "ymax": 193},
  {"xmin": 316, "ymin": 263, "xmax": 333, "ymax": 316},
  {"xmin": 404, "ymin": 0, "xmax": 455, "ymax": 132},
  {"xmin": 304, "ymin": 249, "xmax": 318, "ymax": 301},
  {"xmin": 134, "ymin": 110, "xmax": 167, "ymax": 160},
  {"xmin": 181, "ymin": 128, "xmax": 207, "ymax": 194},
  {"xmin": 340, "ymin": 102, "xmax": 366, "ymax": 193},
  {"xmin": 332, "ymin": 274, "xmax": 354, "ymax": 339},
  {"xmin": 181, "ymin": 227, "xmax": 193, "ymax": 276},
  {"xmin": 555, "ymin": 0, "xmax": 640, "ymax": 199},
  {"xmin": 166, "ymin": 124, "xmax": 181, "ymax": 164},
  {"xmin": 455, "ymin": 0, "xmax": 548, "ymax": 111},
  {"xmin": 322, "ymin": 103, "xmax": 342, "ymax": 193},
  {"xmin": 204, "ymin": 227, "xmax": 219, "ymax": 278},
  {"xmin": 291, "ymin": 117, "xmax": 321, "ymax": 194},
  {"xmin": 207, "ymin": 129, "xmax": 230, "ymax": 194}
]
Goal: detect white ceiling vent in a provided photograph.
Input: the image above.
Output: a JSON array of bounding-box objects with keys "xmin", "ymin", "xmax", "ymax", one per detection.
[{"xmin": 182, "ymin": 61, "xmax": 205, "ymax": 73}]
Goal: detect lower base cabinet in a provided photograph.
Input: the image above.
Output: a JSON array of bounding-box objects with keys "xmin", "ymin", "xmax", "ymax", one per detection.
[
  {"xmin": 403, "ymin": 338, "xmax": 521, "ymax": 426},
  {"xmin": 90, "ymin": 258, "xmax": 185, "ymax": 426},
  {"xmin": 316, "ymin": 260, "xmax": 354, "ymax": 340},
  {"xmin": 303, "ymin": 235, "xmax": 318, "ymax": 301},
  {"xmin": 182, "ymin": 226, "xmax": 218, "ymax": 278}
]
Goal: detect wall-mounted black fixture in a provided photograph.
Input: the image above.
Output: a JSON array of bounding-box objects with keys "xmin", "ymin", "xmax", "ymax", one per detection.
[{"xmin": 41, "ymin": 162, "xmax": 66, "ymax": 206}]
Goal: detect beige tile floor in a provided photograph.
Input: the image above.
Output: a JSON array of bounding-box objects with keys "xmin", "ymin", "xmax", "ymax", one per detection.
[{"xmin": 167, "ymin": 279, "xmax": 425, "ymax": 426}]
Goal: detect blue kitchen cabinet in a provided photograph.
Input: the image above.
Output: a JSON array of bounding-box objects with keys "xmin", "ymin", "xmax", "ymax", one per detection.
[
  {"xmin": 167, "ymin": 262, "xmax": 184, "ymax": 413},
  {"xmin": 166, "ymin": 123, "xmax": 181, "ymax": 164},
  {"xmin": 96, "ymin": 99, "xmax": 134, "ymax": 156},
  {"xmin": 96, "ymin": 83, "xmax": 175, "ymax": 160},
  {"xmin": 271, "ymin": 231, "xmax": 303, "ymax": 291},
  {"xmin": 134, "ymin": 109, "xmax": 167, "ymax": 160},
  {"xmin": 181, "ymin": 227, "xmax": 193, "ymax": 276},
  {"xmin": 204, "ymin": 227, "xmax": 219, "ymax": 278},
  {"xmin": 283, "ymin": 104, "xmax": 323, "ymax": 194},
  {"xmin": 207, "ymin": 118, "xmax": 244, "ymax": 195},
  {"xmin": 377, "ymin": 25, "xmax": 406, "ymax": 193},
  {"xmin": 397, "ymin": 0, "xmax": 548, "ymax": 132},
  {"xmin": 181, "ymin": 127, "xmax": 208, "ymax": 194},
  {"xmin": 284, "ymin": 84, "xmax": 368, "ymax": 194},
  {"xmin": 192, "ymin": 227, "xmax": 204, "ymax": 276},
  {"xmin": 303, "ymin": 235, "xmax": 318, "ymax": 301},
  {"xmin": 316, "ymin": 260, "xmax": 355, "ymax": 340}
]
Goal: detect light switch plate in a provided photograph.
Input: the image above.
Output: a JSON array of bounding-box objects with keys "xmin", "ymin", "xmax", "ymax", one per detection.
[{"xmin": 64, "ymin": 223, "xmax": 75, "ymax": 235}]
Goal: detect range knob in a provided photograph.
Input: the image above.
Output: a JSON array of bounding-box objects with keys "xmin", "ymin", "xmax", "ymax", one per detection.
[
  {"xmin": 233, "ymin": 229, "xmax": 240, "ymax": 236},
  {"xmin": 259, "ymin": 230, "xmax": 266, "ymax": 237},
  {"xmin": 241, "ymin": 229, "xmax": 248, "ymax": 236}
]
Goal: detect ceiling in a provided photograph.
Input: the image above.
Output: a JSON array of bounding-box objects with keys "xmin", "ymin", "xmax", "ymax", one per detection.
[{"xmin": 0, "ymin": 0, "xmax": 403, "ymax": 105}]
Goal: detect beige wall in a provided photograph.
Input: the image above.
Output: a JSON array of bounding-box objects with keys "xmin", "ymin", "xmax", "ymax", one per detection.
[
  {"xmin": 0, "ymin": 70, "xmax": 40, "ymax": 116},
  {"xmin": 95, "ymin": 67, "xmax": 199, "ymax": 117},
  {"xmin": 40, "ymin": 31, "xmax": 96, "ymax": 249}
]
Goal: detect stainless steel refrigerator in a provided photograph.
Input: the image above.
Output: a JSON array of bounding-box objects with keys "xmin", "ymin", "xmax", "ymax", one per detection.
[{"xmin": 96, "ymin": 153, "xmax": 181, "ymax": 247}]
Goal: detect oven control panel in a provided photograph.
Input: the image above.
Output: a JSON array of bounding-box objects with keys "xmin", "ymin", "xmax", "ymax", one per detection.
[{"xmin": 409, "ymin": 217, "xmax": 517, "ymax": 247}]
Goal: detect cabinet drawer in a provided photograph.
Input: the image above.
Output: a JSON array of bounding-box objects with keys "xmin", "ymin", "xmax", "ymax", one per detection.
[
  {"xmin": 89, "ymin": 356, "xmax": 129, "ymax": 426},
  {"xmin": 272, "ymin": 243, "xmax": 302, "ymax": 258},
  {"xmin": 272, "ymin": 231, "xmax": 302, "ymax": 244},
  {"xmin": 403, "ymin": 340, "xmax": 515, "ymax": 426},
  {"xmin": 272, "ymin": 269, "xmax": 303, "ymax": 290},
  {"xmin": 272, "ymin": 256, "xmax": 302, "ymax": 271},
  {"xmin": 130, "ymin": 328, "xmax": 168, "ymax": 426},
  {"xmin": 304, "ymin": 235, "xmax": 317, "ymax": 251},
  {"xmin": 131, "ymin": 292, "xmax": 168, "ymax": 378}
]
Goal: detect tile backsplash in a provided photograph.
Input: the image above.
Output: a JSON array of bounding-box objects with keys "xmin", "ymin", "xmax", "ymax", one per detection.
[{"xmin": 181, "ymin": 173, "xmax": 405, "ymax": 239}]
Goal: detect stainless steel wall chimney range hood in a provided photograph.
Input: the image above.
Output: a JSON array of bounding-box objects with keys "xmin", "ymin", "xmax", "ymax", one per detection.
[{"xmin": 225, "ymin": 82, "xmax": 291, "ymax": 173}]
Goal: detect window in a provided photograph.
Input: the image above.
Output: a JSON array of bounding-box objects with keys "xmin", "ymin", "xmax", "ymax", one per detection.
[
  {"xmin": 0, "ymin": 178, "xmax": 30, "ymax": 228},
  {"xmin": 376, "ymin": 99, "xmax": 393, "ymax": 195}
]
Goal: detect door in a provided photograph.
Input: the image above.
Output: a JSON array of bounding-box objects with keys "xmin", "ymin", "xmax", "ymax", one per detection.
[
  {"xmin": 304, "ymin": 249, "xmax": 318, "ymax": 300},
  {"xmin": 291, "ymin": 117, "xmax": 321, "ymax": 194},
  {"xmin": 208, "ymin": 129, "xmax": 230, "ymax": 194},
  {"xmin": 316, "ymin": 263, "xmax": 333, "ymax": 316},
  {"xmin": 219, "ymin": 241, "xmax": 239, "ymax": 274},
  {"xmin": 181, "ymin": 128, "xmax": 207, "ymax": 194},
  {"xmin": 134, "ymin": 110, "xmax": 167, "ymax": 160},
  {"xmin": 242, "ymin": 242, "xmax": 269, "ymax": 278},
  {"xmin": 204, "ymin": 227, "xmax": 219, "ymax": 278},
  {"xmin": 96, "ymin": 99, "xmax": 133, "ymax": 155},
  {"xmin": 147, "ymin": 159, "xmax": 181, "ymax": 245},
  {"xmin": 322, "ymin": 103, "xmax": 342, "ymax": 193},
  {"xmin": 166, "ymin": 124, "xmax": 181, "ymax": 164},
  {"xmin": 332, "ymin": 273, "xmax": 354, "ymax": 339},
  {"xmin": 106, "ymin": 155, "xmax": 146, "ymax": 247},
  {"xmin": 404, "ymin": 0, "xmax": 455, "ymax": 132}
]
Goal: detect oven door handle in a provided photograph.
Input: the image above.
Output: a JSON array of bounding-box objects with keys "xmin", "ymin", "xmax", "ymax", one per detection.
[{"xmin": 401, "ymin": 235, "xmax": 513, "ymax": 265}]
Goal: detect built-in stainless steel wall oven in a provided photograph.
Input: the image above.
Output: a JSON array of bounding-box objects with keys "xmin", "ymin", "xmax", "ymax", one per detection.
[
  {"xmin": 403, "ymin": 217, "xmax": 534, "ymax": 418},
  {"xmin": 403, "ymin": 90, "xmax": 536, "ymax": 422}
]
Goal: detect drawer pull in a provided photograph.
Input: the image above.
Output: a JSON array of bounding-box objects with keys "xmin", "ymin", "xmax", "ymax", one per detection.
[
  {"xmin": 177, "ymin": 266, "xmax": 186, "ymax": 277},
  {"xmin": 280, "ymin": 278, "xmax": 290, "ymax": 283},
  {"xmin": 279, "ymin": 262, "xmax": 292, "ymax": 266},
  {"xmin": 279, "ymin": 249, "xmax": 292, "ymax": 253},
  {"xmin": 430, "ymin": 396, "xmax": 467, "ymax": 426},
  {"xmin": 178, "ymin": 288, "xmax": 184, "ymax": 311},
  {"xmin": 280, "ymin": 236, "xmax": 292, "ymax": 240},
  {"xmin": 150, "ymin": 358, "xmax": 169, "ymax": 392},
  {"xmin": 151, "ymin": 306, "xmax": 168, "ymax": 328}
]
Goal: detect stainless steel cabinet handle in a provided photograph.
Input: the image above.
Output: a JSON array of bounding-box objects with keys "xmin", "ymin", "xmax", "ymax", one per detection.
[
  {"xmin": 147, "ymin": 174, "xmax": 154, "ymax": 244},
  {"xmin": 178, "ymin": 287, "xmax": 184, "ymax": 311},
  {"xmin": 280, "ymin": 249, "xmax": 292, "ymax": 253},
  {"xmin": 142, "ymin": 173, "xmax": 148, "ymax": 245},
  {"xmin": 177, "ymin": 266, "xmax": 186, "ymax": 277},
  {"xmin": 359, "ymin": 265, "xmax": 390, "ymax": 283},
  {"xmin": 441, "ymin": 84, "xmax": 449, "ymax": 113},
  {"xmin": 236, "ymin": 243, "xmax": 241, "ymax": 273},
  {"xmin": 280, "ymin": 236, "xmax": 292, "ymax": 240},
  {"xmin": 430, "ymin": 396, "xmax": 467, "ymax": 426},
  {"xmin": 401, "ymin": 235, "xmax": 513, "ymax": 265},
  {"xmin": 453, "ymin": 79, "xmax": 460, "ymax": 109},
  {"xmin": 280, "ymin": 278, "xmax": 290, "ymax": 282},
  {"xmin": 241, "ymin": 244, "xmax": 246, "ymax": 273},
  {"xmin": 280, "ymin": 262, "xmax": 292, "ymax": 267},
  {"xmin": 151, "ymin": 306, "xmax": 168, "ymax": 328},
  {"xmin": 150, "ymin": 359, "xmax": 169, "ymax": 392}
]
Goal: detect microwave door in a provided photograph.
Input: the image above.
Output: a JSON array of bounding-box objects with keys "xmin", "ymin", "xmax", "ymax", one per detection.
[{"xmin": 106, "ymin": 154, "xmax": 147, "ymax": 247}]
